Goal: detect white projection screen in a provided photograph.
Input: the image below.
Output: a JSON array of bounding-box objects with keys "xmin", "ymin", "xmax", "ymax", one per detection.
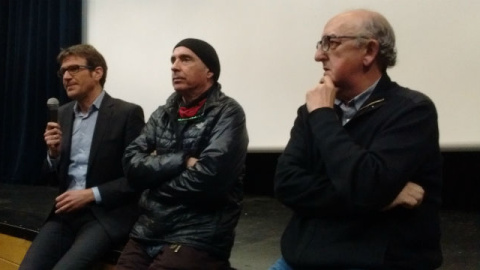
[{"xmin": 84, "ymin": 0, "xmax": 480, "ymax": 151}]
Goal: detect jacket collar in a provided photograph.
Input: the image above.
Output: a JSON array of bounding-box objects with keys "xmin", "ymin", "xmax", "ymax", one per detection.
[
  {"xmin": 88, "ymin": 92, "xmax": 114, "ymax": 170},
  {"xmin": 350, "ymin": 74, "xmax": 392, "ymax": 119},
  {"xmin": 165, "ymin": 83, "xmax": 222, "ymax": 114}
]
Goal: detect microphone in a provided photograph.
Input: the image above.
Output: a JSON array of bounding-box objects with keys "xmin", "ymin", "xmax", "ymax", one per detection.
[{"xmin": 47, "ymin": 97, "xmax": 59, "ymax": 122}]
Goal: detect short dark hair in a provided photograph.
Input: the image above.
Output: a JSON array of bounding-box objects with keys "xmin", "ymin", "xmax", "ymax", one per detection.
[{"xmin": 57, "ymin": 44, "xmax": 108, "ymax": 87}]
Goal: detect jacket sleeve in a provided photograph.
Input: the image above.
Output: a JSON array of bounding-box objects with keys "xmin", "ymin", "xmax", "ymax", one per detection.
[
  {"xmin": 123, "ymin": 109, "xmax": 187, "ymax": 190},
  {"xmin": 158, "ymin": 101, "xmax": 248, "ymax": 202},
  {"xmin": 275, "ymin": 99, "xmax": 440, "ymax": 216},
  {"xmin": 274, "ymin": 106, "xmax": 345, "ymax": 215}
]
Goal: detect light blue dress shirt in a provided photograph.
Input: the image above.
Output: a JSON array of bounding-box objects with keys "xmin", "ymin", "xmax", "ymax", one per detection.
[
  {"xmin": 47, "ymin": 91, "xmax": 105, "ymax": 203},
  {"xmin": 335, "ymin": 79, "xmax": 379, "ymax": 125},
  {"xmin": 67, "ymin": 91, "xmax": 105, "ymax": 203}
]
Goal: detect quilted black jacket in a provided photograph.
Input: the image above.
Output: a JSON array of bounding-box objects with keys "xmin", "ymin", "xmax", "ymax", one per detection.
[{"xmin": 123, "ymin": 84, "xmax": 248, "ymax": 259}]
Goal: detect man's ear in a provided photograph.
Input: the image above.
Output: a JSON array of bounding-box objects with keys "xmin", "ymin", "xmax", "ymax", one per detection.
[
  {"xmin": 206, "ymin": 70, "xmax": 214, "ymax": 79},
  {"xmin": 363, "ymin": 39, "xmax": 380, "ymax": 67},
  {"xmin": 92, "ymin": 67, "xmax": 104, "ymax": 81}
]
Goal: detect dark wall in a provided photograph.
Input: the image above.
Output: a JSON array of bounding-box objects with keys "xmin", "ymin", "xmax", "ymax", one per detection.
[
  {"xmin": 441, "ymin": 151, "xmax": 480, "ymax": 211},
  {"xmin": 244, "ymin": 151, "xmax": 480, "ymax": 211},
  {"xmin": 0, "ymin": 0, "xmax": 82, "ymax": 185}
]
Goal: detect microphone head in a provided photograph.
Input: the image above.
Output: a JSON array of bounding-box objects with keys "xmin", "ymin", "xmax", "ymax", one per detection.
[
  {"xmin": 47, "ymin": 97, "xmax": 59, "ymax": 110},
  {"xmin": 47, "ymin": 97, "xmax": 59, "ymax": 122}
]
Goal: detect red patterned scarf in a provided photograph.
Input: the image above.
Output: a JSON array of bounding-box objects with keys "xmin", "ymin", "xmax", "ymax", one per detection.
[{"xmin": 178, "ymin": 98, "xmax": 206, "ymax": 118}]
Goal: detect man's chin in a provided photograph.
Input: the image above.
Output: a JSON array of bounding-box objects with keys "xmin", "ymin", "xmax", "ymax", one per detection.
[
  {"xmin": 66, "ymin": 85, "xmax": 78, "ymax": 93},
  {"xmin": 66, "ymin": 90, "xmax": 79, "ymax": 99},
  {"xmin": 173, "ymin": 85, "xmax": 187, "ymax": 92}
]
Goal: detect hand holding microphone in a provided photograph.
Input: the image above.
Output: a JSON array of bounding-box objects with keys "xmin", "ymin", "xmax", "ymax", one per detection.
[{"xmin": 45, "ymin": 98, "xmax": 62, "ymax": 158}]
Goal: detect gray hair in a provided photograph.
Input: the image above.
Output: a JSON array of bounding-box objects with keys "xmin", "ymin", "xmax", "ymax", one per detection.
[{"xmin": 359, "ymin": 12, "xmax": 397, "ymax": 71}]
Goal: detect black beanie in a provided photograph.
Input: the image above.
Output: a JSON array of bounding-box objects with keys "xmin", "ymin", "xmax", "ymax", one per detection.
[{"xmin": 174, "ymin": 38, "xmax": 221, "ymax": 82}]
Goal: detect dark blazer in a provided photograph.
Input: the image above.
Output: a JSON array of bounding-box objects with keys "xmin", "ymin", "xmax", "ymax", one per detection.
[
  {"xmin": 275, "ymin": 75, "xmax": 442, "ymax": 269},
  {"xmin": 46, "ymin": 92, "xmax": 145, "ymax": 243}
]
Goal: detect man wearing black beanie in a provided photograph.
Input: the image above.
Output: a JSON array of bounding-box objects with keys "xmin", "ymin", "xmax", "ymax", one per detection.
[
  {"xmin": 174, "ymin": 38, "xmax": 221, "ymax": 82},
  {"xmin": 116, "ymin": 38, "xmax": 249, "ymax": 270}
]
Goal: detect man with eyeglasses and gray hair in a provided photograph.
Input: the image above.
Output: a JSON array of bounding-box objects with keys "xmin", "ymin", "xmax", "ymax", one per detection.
[
  {"xmin": 271, "ymin": 9, "xmax": 442, "ymax": 269},
  {"xmin": 20, "ymin": 44, "xmax": 145, "ymax": 270}
]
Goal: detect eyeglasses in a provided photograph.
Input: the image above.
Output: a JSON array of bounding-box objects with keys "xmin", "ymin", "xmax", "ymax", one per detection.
[
  {"xmin": 316, "ymin": 35, "xmax": 370, "ymax": 52},
  {"xmin": 57, "ymin": 65, "xmax": 93, "ymax": 78}
]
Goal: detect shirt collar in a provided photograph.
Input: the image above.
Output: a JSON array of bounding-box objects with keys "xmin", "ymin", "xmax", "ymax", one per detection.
[
  {"xmin": 335, "ymin": 79, "xmax": 380, "ymax": 110},
  {"xmin": 73, "ymin": 90, "xmax": 105, "ymax": 115}
]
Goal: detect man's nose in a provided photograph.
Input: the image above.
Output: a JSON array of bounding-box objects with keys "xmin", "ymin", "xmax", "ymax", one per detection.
[
  {"xmin": 314, "ymin": 49, "xmax": 327, "ymax": 62},
  {"xmin": 63, "ymin": 71, "xmax": 73, "ymax": 79},
  {"xmin": 171, "ymin": 59, "xmax": 180, "ymax": 71}
]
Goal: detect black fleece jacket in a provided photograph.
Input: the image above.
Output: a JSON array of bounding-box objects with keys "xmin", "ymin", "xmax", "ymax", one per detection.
[{"xmin": 275, "ymin": 75, "xmax": 442, "ymax": 269}]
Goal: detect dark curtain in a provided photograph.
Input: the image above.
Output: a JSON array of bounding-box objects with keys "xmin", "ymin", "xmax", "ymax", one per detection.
[{"xmin": 0, "ymin": 0, "xmax": 82, "ymax": 184}]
